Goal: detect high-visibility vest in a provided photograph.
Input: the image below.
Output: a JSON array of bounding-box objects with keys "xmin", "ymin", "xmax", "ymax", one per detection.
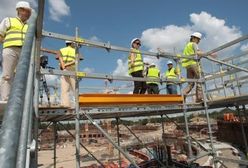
[
  {"xmin": 3, "ymin": 17, "xmax": 28, "ymax": 48},
  {"xmin": 165, "ymin": 67, "xmax": 177, "ymax": 79},
  {"xmin": 147, "ymin": 67, "xmax": 160, "ymax": 84},
  {"xmin": 60, "ymin": 46, "xmax": 76, "ymax": 64},
  {"xmin": 182, "ymin": 42, "xmax": 197, "ymax": 68},
  {"xmin": 165, "ymin": 67, "xmax": 178, "ymax": 84},
  {"xmin": 128, "ymin": 48, "xmax": 144, "ymax": 75}
]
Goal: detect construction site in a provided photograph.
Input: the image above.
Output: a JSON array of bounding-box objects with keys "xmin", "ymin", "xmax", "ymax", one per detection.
[{"xmin": 1, "ymin": 0, "xmax": 248, "ymax": 168}]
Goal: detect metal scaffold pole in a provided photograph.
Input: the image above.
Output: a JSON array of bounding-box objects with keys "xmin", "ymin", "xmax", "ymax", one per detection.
[
  {"xmin": 53, "ymin": 122, "xmax": 57, "ymax": 168},
  {"xmin": 83, "ymin": 112, "xmax": 139, "ymax": 167},
  {"xmin": 179, "ymin": 82, "xmax": 193, "ymax": 159},
  {"xmin": 31, "ymin": 0, "xmax": 45, "ymax": 167},
  {"xmin": 16, "ymin": 39, "xmax": 36, "ymax": 168},
  {"xmin": 217, "ymin": 64, "xmax": 227, "ymax": 97},
  {"xmin": 0, "ymin": 11, "xmax": 37, "ymax": 168},
  {"xmin": 116, "ymin": 118, "xmax": 122, "ymax": 168},
  {"xmin": 199, "ymin": 59, "xmax": 217, "ymax": 168},
  {"xmin": 75, "ymin": 27, "xmax": 81, "ymax": 168}
]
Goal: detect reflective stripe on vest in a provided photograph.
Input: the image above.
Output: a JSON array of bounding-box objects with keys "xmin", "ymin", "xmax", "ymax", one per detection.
[
  {"xmin": 3, "ymin": 17, "xmax": 28, "ymax": 48},
  {"xmin": 147, "ymin": 67, "xmax": 160, "ymax": 84},
  {"xmin": 60, "ymin": 46, "xmax": 76, "ymax": 63},
  {"xmin": 182, "ymin": 42, "xmax": 197, "ymax": 68},
  {"xmin": 128, "ymin": 48, "xmax": 144, "ymax": 74}
]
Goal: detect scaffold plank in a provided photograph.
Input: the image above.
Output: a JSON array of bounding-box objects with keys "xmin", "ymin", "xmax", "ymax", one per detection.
[
  {"xmin": 38, "ymin": 94, "xmax": 248, "ymax": 122},
  {"xmin": 79, "ymin": 94, "xmax": 183, "ymax": 106}
]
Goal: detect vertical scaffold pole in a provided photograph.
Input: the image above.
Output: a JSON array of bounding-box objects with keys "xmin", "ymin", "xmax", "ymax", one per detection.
[
  {"xmin": 31, "ymin": 0, "xmax": 45, "ymax": 167},
  {"xmin": 236, "ymin": 105, "xmax": 248, "ymax": 158},
  {"xmin": 116, "ymin": 118, "xmax": 122, "ymax": 168},
  {"xmin": 75, "ymin": 27, "xmax": 81, "ymax": 168},
  {"xmin": 232, "ymin": 60, "xmax": 241, "ymax": 96},
  {"xmin": 179, "ymin": 82, "xmax": 192, "ymax": 158},
  {"xmin": 16, "ymin": 39, "xmax": 35, "ymax": 168},
  {"xmin": 175, "ymin": 55, "xmax": 193, "ymax": 159},
  {"xmin": 199, "ymin": 59, "xmax": 217, "ymax": 168},
  {"xmin": 53, "ymin": 122, "xmax": 57, "ymax": 168},
  {"xmin": 219, "ymin": 64, "xmax": 227, "ymax": 97}
]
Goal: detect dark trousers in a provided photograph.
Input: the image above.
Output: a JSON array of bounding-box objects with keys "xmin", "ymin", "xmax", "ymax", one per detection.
[
  {"xmin": 131, "ymin": 70, "xmax": 147, "ymax": 94},
  {"xmin": 166, "ymin": 84, "xmax": 177, "ymax": 94},
  {"xmin": 147, "ymin": 83, "xmax": 159, "ymax": 94}
]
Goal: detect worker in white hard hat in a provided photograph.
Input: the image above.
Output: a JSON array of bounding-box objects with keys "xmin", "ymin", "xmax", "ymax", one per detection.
[
  {"xmin": 128, "ymin": 38, "xmax": 146, "ymax": 94},
  {"xmin": 56, "ymin": 40, "xmax": 77, "ymax": 107},
  {"xmin": 182, "ymin": 32, "xmax": 216, "ymax": 102},
  {"xmin": 165, "ymin": 60, "xmax": 179, "ymax": 94},
  {"xmin": 146, "ymin": 63, "xmax": 160, "ymax": 94},
  {"xmin": 0, "ymin": 1, "xmax": 32, "ymax": 101}
]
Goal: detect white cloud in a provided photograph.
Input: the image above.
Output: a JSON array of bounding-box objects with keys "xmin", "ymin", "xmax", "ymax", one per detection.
[
  {"xmin": 141, "ymin": 11, "xmax": 241, "ymax": 55},
  {"xmin": 112, "ymin": 59, "xmax": 128, "ymax": 76},
  {"xmin": 189, "ymin": 11, "xmax": 241, "ymax": 52},
  {"xmin": 141, "ymin": 25, "xmax": 191, "ymax": 53},
  {"xmin": 83, "ymin": 67, "xmax": 95, "ymax": 73},
  {"xmin": 48, "ymin": 0, "xmax": 70, "ymax": 22},
  {"xmin": 0, "ymin": 0, "xmax": 37, "ymax": 20}
]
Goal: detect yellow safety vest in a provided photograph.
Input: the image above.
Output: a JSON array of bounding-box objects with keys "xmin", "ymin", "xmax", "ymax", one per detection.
[
  {"xmin": 165, "ymin": 67, "xmax": 177, "ymax": 79},
  {"xmin": 60, "ymin": 46, "xmax": 76, "ymax": 64},
  {"xmin": 3, "ymin": 17, "xmax": 28, "ymax": 48},
  {"xmin": 128, "ymin": 48, "xmax": 144, "ymax": 75},
  {"xmin": 182, "ymin": 42, "xmax": 197, "ymax": 68},
  {"xmin": 147, "ymin": 67, "xmax": 160, "ymax": 84},
  {"xmin": 165, "ymin": 67, "xmax": 178, "ymax": 84}
]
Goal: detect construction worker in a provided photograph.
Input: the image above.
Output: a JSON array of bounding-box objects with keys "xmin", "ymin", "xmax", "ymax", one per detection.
[
  {"xmin": 182, "ymin": 32, "xmax": 216, "ymax": 102},
  {"xmin": 146, "ymin": 63, "xmax": 160, "ymax": 94},
  {"xmin": 165, "ymin": 60, "xmax": 179, "ymax": 94},
  {"xmin": 57, "ymin": 40, "xmax": 76, "ymax": 107},
  {"xmin": 128, "ymin": 38, "xmax": 146, "ymax": 94},
  {"xmin": 0, "ymin": 1, "xmax": 32, "ymax": 101}
]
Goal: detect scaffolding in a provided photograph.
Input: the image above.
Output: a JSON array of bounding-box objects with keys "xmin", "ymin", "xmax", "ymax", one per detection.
[{"xmin": 1, "ymin": 0, "xmax": 248, "ymax": 167}]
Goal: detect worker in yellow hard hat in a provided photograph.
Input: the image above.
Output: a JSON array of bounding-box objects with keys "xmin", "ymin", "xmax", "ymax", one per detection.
[
  {"xmin": 0, "ymin": 1, "xmax": 32, "ymax": 101},
  {"xmin": 128, "ymin": 38, "xmax": 146, "ymax": 94}
]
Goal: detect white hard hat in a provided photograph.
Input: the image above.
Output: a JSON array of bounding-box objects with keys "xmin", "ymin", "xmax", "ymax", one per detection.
[
  {"xmin": 16, "ymin": 1, "xmax": 31, "ymax": 10},
  {"xmin": 167, "ymin": 60, "xmax": 173, "ymax": 65},
  {"xmin": 65, "ymin": 40, "xmax": 73, "ymax": 44},
  {"xmin": 131, "ymin": 38, "xmax": 140, "ymax": 46},
  {"xmin": 191, "ymin": 32, "xmax": 202, "ymax": 39},
  {"xmin": 149, "ymin": 63, "xmax": 156, "ymax": 67}
]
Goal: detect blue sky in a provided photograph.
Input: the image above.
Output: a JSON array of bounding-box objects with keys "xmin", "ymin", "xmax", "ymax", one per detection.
[{"xmin": 1, "ymin": 0, "xmax": 248, "ymax": 95}]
